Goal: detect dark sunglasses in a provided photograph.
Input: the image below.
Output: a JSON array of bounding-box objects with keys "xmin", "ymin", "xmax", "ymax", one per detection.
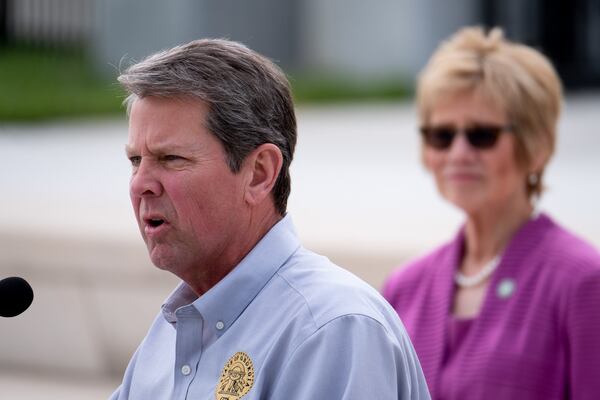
[{"xmin": 420, "ymin": 124, "xmax": 513, "ymax": 150}]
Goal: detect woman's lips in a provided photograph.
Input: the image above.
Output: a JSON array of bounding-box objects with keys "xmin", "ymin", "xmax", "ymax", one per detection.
[{"xmin": 445, "ymin": 171, "xmax": 482, "ymax": 182}]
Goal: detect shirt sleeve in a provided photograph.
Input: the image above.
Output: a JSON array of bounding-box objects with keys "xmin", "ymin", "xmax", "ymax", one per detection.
[
  {"xmin": 268, "ymin": 314, "xmax": 430, "ymax": 399},
  {"xmin": 108, "ymin": 386, "xmax": 122, "ymax": 400},
  {"xmin": 108, "ymin": 345, "xmax": 141, "ymax": 400},
  {"xmin": 566, "ymin": 268, "xmax": 600, "ymax": 399}
]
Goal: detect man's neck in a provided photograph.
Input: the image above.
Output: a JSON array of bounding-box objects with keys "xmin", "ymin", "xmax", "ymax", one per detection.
[{"xmin": 185, "ymin": 209, "xmax": 283, "ymax": 296}]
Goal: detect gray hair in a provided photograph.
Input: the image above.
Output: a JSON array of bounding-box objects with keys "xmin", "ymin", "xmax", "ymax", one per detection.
[{"xmin": 118, "ymin": 39, "xmax": 297, "ymax": 215}]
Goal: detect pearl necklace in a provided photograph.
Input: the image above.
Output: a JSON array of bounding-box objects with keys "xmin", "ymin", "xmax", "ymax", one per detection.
[{"xmin": 455, "ymin": 256, "xmax": 500, "ymax": 288}]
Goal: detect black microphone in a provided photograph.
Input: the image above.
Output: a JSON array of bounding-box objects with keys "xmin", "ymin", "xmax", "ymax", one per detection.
[{"xmin": 0, "ymin": 277, "xmax": 34, "ymax": 317}]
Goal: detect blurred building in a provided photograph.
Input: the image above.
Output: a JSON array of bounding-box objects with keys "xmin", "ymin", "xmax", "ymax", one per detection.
[
  {"xmin": 0, "ymin": 0, "xmax": 598, "ymax": 88},
  {"xmin": 482, "ymin": 0, "xmax": 600, "ymax": 88},
  {"xmin": 0, "ymin": 0, "xmax": 94, "ymax": 47}
]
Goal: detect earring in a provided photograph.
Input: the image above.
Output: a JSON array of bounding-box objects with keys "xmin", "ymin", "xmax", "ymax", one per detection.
[{"xmin": 528, "ymin": 173, "xmax": 539, "ymax": 185}]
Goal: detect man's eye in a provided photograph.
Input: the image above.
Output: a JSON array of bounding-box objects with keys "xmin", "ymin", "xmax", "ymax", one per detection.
[
  {"xmin": 163, "ymin": 155, "xmax": 184, "ymax": 162},
  {"xmin": 129, "ymin": 156, "xmax": 141, "ymax": 166}
]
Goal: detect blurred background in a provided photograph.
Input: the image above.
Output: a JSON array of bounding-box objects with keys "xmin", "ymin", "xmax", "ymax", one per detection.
[{"xmin": 1, "ymin": 0, "xmax": 599, "ymax": 398}]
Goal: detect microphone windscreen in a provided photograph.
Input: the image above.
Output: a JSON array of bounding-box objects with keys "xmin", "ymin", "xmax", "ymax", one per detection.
[{"xmin": 0, "ymin": 277, "xmax": 34, "ymax": 317}]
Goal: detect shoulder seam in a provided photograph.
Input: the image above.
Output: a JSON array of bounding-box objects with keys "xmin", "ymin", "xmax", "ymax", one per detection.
[
  {"xmin": 274, "ymin": 313, "xmax": 392, "ymax": 381},
  {"xmin": 275, "ymin": 269, "xmax": 319, "ymax": 331}
]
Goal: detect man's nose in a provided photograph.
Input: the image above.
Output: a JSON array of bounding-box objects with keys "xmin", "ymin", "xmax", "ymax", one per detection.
[{"xmin": 130, "ymin": 160, "xmax": 163, "ymax": 197}]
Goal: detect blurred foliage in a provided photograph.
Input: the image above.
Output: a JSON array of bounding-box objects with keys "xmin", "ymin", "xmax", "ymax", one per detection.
[
  {"xmin": 0, "ymin": 46, "xmax": 411, "ymax": 122},
  {"xmin": 290, "ymin": 73, "xmax": 412, "ymax": 104},
  {"xmin": 0, "ymin": 45, "xmax": 125, "ymax": 122}
]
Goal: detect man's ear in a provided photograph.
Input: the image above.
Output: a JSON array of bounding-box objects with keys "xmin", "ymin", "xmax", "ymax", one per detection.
[{"xmin": 244, "ymin": 143, "xmax": 283, "ymax": 206}]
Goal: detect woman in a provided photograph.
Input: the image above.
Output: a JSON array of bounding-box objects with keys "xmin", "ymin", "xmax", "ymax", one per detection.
[{"xmin": 383, "ymin": 27, "xmax": 600, "ymax": 399}]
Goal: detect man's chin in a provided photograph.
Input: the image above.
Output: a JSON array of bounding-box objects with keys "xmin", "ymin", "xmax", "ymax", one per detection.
[{"xmin": 148, "ymin": 247, "xmax": 174, "ymax": 270}]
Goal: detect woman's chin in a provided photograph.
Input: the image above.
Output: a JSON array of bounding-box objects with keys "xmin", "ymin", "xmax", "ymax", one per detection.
[{"xmin": 444, "ymin": 193, "xmax": 486, "ymax": 215}]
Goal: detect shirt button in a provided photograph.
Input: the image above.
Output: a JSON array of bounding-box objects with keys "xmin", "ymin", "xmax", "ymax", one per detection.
[
  {"xmin": 216, "ymin": 321, "xmax": 225, "ymax": 330},
  {"xmin": 181, "ymin": 364, "xmax": 192, "ymax": 376}
]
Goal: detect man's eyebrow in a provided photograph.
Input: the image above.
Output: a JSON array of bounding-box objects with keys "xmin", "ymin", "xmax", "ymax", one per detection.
[{"xmin": 124, "ymin": 143, "xmax": 192, "ymax": 156}]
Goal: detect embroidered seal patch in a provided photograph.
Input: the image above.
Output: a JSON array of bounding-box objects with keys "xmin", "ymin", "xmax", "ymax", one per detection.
[{"xmin": 215, "ymin": 351, "xmax": 255, "ymax": 400}]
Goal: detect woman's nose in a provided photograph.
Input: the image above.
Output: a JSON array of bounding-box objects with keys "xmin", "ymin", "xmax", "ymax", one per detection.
[{"xmin": 447, "ymin": 132, "xmax": 476, "ymax": 160}]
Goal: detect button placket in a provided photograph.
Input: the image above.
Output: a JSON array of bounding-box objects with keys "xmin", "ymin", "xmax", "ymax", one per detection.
[
  {"xmin": 172, "ymin": 306, "xmax": 204, "ymax": 400},
  {"xmin": 181, "ymin": 364, "xmax": 192, "ymax": 376}
]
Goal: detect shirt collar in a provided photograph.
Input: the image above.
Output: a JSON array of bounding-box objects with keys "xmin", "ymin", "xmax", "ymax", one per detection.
[{"xmin": 161, "ymin": 214, "xmax": 300, "ymax": 335}]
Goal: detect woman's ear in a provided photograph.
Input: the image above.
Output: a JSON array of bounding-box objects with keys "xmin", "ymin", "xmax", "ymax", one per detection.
[
  {"xmin": 529, "ymin": 146, "xmax": 549, "ymax": 175},
  {"xmin": 244, "ymin": 143, "xmax": 283, "ymax": 206}
]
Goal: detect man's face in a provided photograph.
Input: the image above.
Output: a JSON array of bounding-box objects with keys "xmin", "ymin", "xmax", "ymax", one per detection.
[{"xmin": 126, "ymin": 96, "xmax": 250, "ymax": 283}]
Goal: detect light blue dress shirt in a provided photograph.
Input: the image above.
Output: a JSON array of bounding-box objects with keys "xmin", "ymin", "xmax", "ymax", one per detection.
[{"xmin": 110, "ymin": 215, "xmax": 430, "ymax": 399}]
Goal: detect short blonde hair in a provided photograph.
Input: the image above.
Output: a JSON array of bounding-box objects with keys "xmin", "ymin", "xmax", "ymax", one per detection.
[{"xmin": 417, "ymin": 26, "xmax": 563, "ymax": 198}]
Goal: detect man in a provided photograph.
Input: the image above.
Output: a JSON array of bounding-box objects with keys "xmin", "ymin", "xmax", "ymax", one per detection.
[{"xmin": 111, "ymin": 38, "xmax": 429, "ymax": 399}]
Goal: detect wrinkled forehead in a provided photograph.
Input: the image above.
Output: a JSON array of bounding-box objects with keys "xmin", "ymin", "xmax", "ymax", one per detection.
[{"xmin": 126, "ymin": 96, "xmax": 212, "ymax": 150}]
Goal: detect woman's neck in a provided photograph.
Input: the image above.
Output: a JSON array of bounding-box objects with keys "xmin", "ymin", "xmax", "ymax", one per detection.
[{"xmin": 462, "ymin": 197, "xmax": 533, "ymax": 272}]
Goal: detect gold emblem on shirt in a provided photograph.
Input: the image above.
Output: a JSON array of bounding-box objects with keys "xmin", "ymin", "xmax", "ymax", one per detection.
[{"xmin": 215, "ymin": 351, "xmax": 255, "ymax": 400}]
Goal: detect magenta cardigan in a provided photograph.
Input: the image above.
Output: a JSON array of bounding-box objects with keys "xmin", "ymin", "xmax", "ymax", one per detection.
[{"xmin": 383, "ymin": 213, "xmax": 600, "ymax": 399}]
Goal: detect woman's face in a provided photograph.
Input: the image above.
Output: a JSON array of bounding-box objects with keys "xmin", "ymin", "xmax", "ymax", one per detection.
[{"xmin": 422, "ymin": 91, "xmax": 528, "ymax": 215}]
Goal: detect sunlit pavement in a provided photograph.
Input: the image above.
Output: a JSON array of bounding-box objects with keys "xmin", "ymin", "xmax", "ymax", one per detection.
[{"xmin": 1, "ymin": 94, "xmax": 599, "ymax": 398}]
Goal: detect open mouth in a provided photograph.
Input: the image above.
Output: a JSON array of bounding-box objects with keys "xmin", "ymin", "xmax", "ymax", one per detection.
[{"xmin": 147, "ymin": 218, "xmax": 165, "ymax": 228}]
